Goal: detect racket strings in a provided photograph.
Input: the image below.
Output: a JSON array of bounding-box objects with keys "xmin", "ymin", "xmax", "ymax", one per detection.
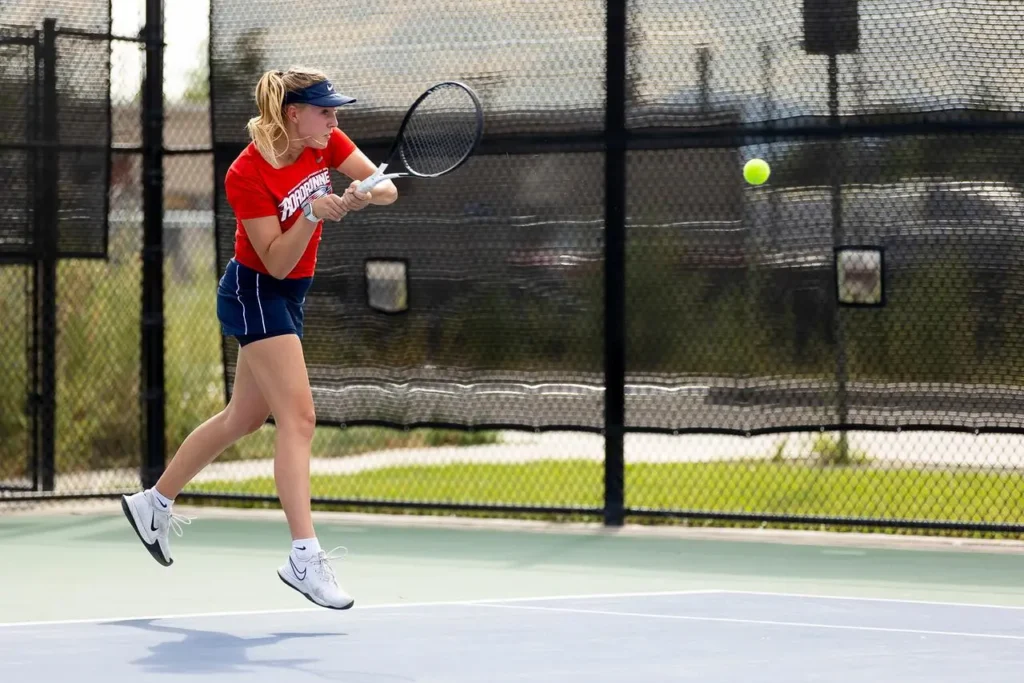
[{"xmin": 400, "ymin": 86, "xmax": 480, "ymax": 176}]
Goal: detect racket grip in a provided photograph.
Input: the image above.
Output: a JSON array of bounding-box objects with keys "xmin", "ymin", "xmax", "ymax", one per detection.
[
  {"xmin": 357, "ymin": 162, "xmax": 389, "ymax": 193},
  {"xmin": 357, "ymin": 172, "xmax": 403, "ymax": 192}
]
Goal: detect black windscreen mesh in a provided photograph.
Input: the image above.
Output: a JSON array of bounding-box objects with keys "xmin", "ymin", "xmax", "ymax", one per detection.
[
  {"xmin": 0, "ymin": 2, "xmax": 110, "ymax": 34},
  {"xmin": 212, "ymin": 0, "xmax": 1024, "ymax": 433},
  {"xmin": 210, "ymin": 1, "xmax": 606, "ymax": 143},
  {"xmin": 0, "ymin": 1, "xmax": 110, "ymax": 260},
  {"xmin": 0, "ymin": 26, "xmax": 36, "ymax": 258},
  {"xmin": 627, "ymin": 0, "xmax": 1024, "ymax": 130},
  {"xmin": 54, "ymin": 31, "xmax": 110, "ymax": 257},
  {"xmin": 211, "ymin": 0, "xmax": 607, "ymax": 428},
  {"xmin": 624, "ymin": 0, "xmax": 1024, "ymax": 433}
]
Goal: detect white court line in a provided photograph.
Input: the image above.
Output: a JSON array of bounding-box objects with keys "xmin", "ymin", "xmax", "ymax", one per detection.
[
  {"xmin": 713, "ymin": 589, "xmax": 1024, "ymax": 612},
  {"xmin": 7, "ymin": 587, "xmax": 1024, "ymax": 632},
  {"xmin": 471, "ymin": 603, "xmax": 1024, "ymax": 641},
  {"xmin": 0, "ymin": 589, "xmax": 721, "ymax": 630}
]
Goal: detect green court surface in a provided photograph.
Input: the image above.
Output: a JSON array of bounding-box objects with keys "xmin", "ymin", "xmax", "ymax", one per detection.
[{"xmin": 4, "ymin": 506, "xmax": 1024, "ymax": 626}]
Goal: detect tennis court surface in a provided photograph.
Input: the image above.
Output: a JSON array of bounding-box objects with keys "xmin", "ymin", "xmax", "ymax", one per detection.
[{"xmin": 4, "ymin": 508, "xmax": 1024, "ymax": 682}]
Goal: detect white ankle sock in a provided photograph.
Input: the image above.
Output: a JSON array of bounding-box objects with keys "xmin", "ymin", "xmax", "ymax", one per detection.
[
  {"xmin": 148, "ymin": 488, "xmax": 174, "ymax": 510},
  {"xmin": 291, "ymin": 537, "xmax": 321, "ymax": 560}
]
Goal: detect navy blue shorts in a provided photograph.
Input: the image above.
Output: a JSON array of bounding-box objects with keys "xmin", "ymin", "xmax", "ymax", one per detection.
[{"xmin": 217, "ymin": 259, "xmax": 313, "ymax": 347}]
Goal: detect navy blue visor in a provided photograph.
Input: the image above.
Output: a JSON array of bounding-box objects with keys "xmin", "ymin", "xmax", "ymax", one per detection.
[{"xmin": 283, "ymin": 80, "xmax": 356, "ymax": 108}]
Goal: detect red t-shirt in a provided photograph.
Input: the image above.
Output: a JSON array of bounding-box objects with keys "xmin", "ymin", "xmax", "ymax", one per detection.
[{"xmin": 224, "ymin": 127, "xmax": 357, "ymax": 279}]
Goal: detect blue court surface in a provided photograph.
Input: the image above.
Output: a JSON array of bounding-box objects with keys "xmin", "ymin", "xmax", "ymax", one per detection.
[{"xmin": 5, "ymin": 589, "xmax": 1024, "ymax": 682}]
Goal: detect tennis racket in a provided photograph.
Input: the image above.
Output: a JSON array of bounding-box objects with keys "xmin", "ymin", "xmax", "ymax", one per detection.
[{"xmin": 356, "ymin": 81, "xmax": 484, "ymax": 193}]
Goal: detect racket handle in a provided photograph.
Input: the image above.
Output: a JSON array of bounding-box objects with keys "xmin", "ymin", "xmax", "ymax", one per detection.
[
  {"xmin": 357, "ymin": 171, "xmax": 403, "ymax": 192},
  {"xmin": 358, "ymin": 172, "xmax": 401, "ymax": 191},
  {"xmin": 357, "ymin": 162, "xmax": 389, "ymax": 193}
]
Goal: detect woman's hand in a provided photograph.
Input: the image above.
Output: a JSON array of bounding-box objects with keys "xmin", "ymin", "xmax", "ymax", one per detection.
[
  {"xmin": 312, "ymin": 194, "xmax": 348, "ymax": 222},
  {"xmin": 339, "ymin": 180, "xmax": 373, "ymax": 212}
]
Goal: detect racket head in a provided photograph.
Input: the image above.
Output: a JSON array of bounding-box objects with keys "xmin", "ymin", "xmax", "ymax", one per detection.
[{"xmin": 391, "ymin": 81, "xmax": 484, "ymax": 179}]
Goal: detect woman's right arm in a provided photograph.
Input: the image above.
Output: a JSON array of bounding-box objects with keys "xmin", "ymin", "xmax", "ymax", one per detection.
[
  {"xmin": 243, "ymin": 194, "xmax": 348, "ymax": 279},
  {"xmin": 228, "ymin": 163, "xmax": 350, "ymax": 279},
  {"xmin": 242, "ymin": 214, "xmax": 316, "ymax": 280}
]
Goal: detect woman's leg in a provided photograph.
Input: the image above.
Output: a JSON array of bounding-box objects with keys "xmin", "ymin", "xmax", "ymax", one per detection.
[
  {"xmin": 233, "ymin": 333, "xmax": 316, "ymax": 540},
  {"xmin": 237, "ymin": 333, "xmax": 352, "ymax": 609},
  {"xmin": 122, "ymin": 346, "xmax": 271, "ymax": 566},
  {"xmin": 153, "ymin": 348, "xmax": 271, "ymax": 499}
]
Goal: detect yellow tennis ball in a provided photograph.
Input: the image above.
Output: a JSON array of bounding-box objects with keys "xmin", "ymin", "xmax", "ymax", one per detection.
[{"xmin": 743, "ymin": 158, "xmax": 771, "ymax": 185}]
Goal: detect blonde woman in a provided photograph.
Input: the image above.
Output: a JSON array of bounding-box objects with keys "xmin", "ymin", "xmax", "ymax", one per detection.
[{"xmin": 122, "ymin": 67, "xmax": 397, "ymax": 610}]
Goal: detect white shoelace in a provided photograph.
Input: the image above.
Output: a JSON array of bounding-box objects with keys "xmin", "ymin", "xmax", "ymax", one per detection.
[
  {"xmin": 167, "ymin": 511, "xmax": 195, "ymax": 537},
  {"xmin": 153, "ymin": 505, "xmax": 195, "ymax": 537},
  {"xmin": 311, "ymin": 546, "xmax": 348, "ymax": 583},
  {"xmin": 145, "ymin": 491, "xmax": 195, "ymax": 538}
]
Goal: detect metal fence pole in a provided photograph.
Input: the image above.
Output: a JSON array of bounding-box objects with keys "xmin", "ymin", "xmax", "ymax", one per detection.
[
  {"xmin": 141, "ymin": 0, "xmax": 166, "ymax": 489},
  {"xmin": 603, "ymin": 0, "xmax": 628, "ymax": 527},
  {"xmin": 34, "ymin": 18, "xmax": 59, "ymax": 492}
]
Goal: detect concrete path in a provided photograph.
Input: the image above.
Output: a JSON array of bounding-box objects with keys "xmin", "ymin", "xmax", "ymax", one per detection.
[{"xmin": 5, "ymin": 428, "xmax": 1023, "ymax": 494}]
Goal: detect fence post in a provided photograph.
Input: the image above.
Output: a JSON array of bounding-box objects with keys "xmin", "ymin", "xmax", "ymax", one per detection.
[
  {"xmin": 141, "ymin": 0, "xmax": 166, "ymax": 489},
  {"xmin": 34, "ymin": 18, "xmax": 59, "ymax": 492},
  {"xmin": 604, "ymin": 0, "xmax": 628, "ymax": 527}
]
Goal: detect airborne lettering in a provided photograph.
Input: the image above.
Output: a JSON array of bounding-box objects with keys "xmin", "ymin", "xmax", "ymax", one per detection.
[{"xmin": 278, "ymin": 169, "xmax": 332, "ymax": 222}]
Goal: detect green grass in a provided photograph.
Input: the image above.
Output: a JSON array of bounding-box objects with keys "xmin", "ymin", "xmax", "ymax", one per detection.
[
  {"xmin": 0, "ymin": 267, "xmax": 30, "ymax": 480},
  {"xmin": 185, "ymin": 459, "xmax": 1024, "ymax": 533},
  {"xmin": 211, "ymin": 425, "xmax": 501, "ymax": 463}
]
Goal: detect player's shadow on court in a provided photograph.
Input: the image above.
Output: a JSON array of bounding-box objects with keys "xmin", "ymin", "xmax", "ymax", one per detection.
[{"xmin": 104, "ymin": 618, "xmax": 346, "ymax": 676}]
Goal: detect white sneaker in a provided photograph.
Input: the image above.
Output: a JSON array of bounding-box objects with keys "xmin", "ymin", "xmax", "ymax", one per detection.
[
  {"xmin": 277, "ymin": 547, "xmax": 354, "ymax": 610},
  {"xmin": 120, "ymin": 490, "xmax": 193, "ymax": 567}
]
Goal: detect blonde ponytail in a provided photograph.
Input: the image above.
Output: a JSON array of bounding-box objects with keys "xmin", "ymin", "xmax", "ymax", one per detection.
[
  {"xmin": 246, "ymin": 70, "xmax": 289, "ymax": 164},
  {"xmin": 245, "ymin": 66, "xmax": 332, "ymax": 166}
]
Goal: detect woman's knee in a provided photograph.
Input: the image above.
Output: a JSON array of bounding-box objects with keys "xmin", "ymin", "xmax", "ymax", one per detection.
[{"xmin": 275, "ymin": 403, "xmax": 317, "ymax": 441}]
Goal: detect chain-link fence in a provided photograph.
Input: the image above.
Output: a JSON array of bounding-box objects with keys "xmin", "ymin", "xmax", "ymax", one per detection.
[
  {"xmin": 5, "ymin": 0, "xmax": 1024, "ymax": 534},
  {"xmin": 617, "ymin": 0, "xmax": 1024, "ymax": 531},
  {"xmin": 202, "ymin": 0, "xmax": 609, "ymax": 518},
  {"xmin": 1, "ymin": 1, "xmax": 128, "ymax": 497}
]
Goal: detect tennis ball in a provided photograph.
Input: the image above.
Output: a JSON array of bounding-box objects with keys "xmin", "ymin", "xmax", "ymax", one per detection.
[{"xmin": 743, "ymin": 158, "xmax": 771, "ymax": 185}]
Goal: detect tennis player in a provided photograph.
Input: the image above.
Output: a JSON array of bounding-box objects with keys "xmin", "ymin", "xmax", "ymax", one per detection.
[{"xmin": 121, "ymin": 67, "xmax": 397, "ymax": 610}]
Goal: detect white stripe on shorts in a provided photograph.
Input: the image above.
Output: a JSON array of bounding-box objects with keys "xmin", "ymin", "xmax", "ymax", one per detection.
[
  {"xmin": 235, "ymin": 263, "xmax": 247, "ymax": 335},
  {"xmin": 255, "ymin": 273, "xmax": 267, "ymax": 333}
]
